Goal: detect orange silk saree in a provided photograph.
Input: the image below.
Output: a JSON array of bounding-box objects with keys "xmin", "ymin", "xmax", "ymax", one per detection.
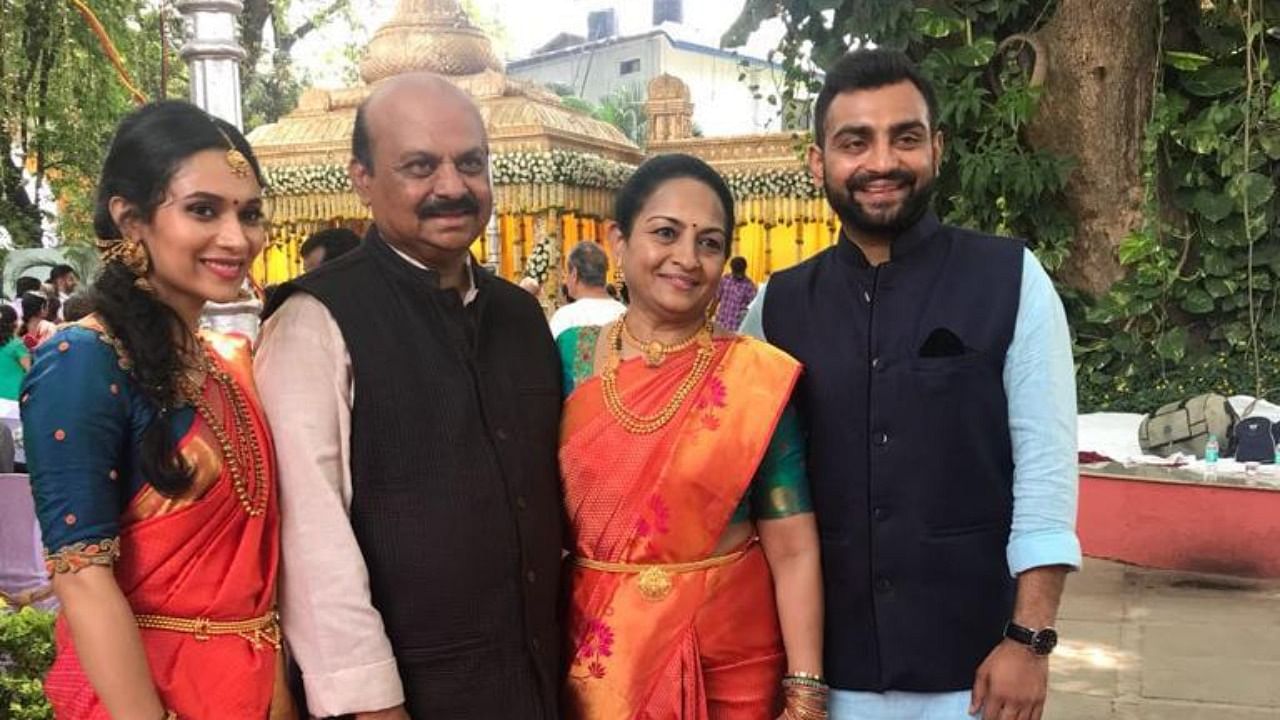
[
  {"xmin": 561, "ymin": 336, "xmax": 800, "ymax": 720},
  {"xmin": 43, "ymin": 333, "xmax": 281, "ymax": 719}
]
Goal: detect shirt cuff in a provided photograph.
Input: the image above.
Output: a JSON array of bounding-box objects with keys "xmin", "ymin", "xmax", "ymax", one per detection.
[
  {"xmin": 1007, "ymin": 530, "xmax": 1082, "ymax": 577},
  {"xmin": 302, "ymin": 657, "xmax": 405, "ymax": 717}
]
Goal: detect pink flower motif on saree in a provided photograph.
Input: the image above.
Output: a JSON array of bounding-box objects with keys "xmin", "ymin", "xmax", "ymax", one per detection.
[
  {"xmin": 572, "ymin": 616, "xmax": 616, "ymax": 680},
  {"xmin": 692, "ymin": 372, "xmax": 729, "ymax": 433},
  {"xmin": 635, "ymin": 495, "xmax": 671, "ymax": 538}
]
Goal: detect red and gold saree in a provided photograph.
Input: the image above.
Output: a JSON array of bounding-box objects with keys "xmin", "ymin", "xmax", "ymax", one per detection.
[
  {"xmin": 561, "ymin": 335, "xmax": 800, "ymax": 719},
  {"xmin": 37, "ymin": 330, "xmax": 281, "ymax": 719}
]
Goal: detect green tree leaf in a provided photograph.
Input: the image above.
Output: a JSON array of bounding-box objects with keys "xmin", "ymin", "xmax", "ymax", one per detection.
[
  {"xmin": 951, "ymin": 38, "xmax": 997, "ymax": 67},
  {"xmin": 1193, "ymin": 189, "xmax": 1236, "ymax": 221},
  {"xmin": 913, "ymin": 7, "xmax": 962, "ymax": 38},
  {"xmin": 1181, "ymin": 288, "xmax": 1216, "ymax": 314},
  {"xmin": 1181, "ymin": 66, "xmax": 1246, "ymax": 97},
  {"xmin": 1164, "ymin": 51, "xmax": 1213, "ymax": 72},
  {"xmin": 1205, "ymin": 277, "xmax": 1238, "ymax": 298},
  {"xmin": 1228, "ymin": 172, "xmax": 1276, "ymax": 211},
  {"xmin": 1156, "ymin": 327, "xmax": 1188, "ymax": 361}
]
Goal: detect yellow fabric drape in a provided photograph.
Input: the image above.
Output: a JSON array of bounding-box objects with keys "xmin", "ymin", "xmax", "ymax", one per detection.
[
  {"xmin": 250, "ymin": 186, "xmax": 840, "ymax": 288},
  {"xmin": 559, "ymin": 213, "xmax": 574, "ymax": 265},
  {"xmin": 729, "ymin": 221, "xmax": 838, "ymax": 284}
]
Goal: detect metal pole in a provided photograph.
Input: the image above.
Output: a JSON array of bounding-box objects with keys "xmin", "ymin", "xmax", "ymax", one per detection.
[{"xmin": 174, "ymin": 0, "xmax": 246, "ymax": 129}]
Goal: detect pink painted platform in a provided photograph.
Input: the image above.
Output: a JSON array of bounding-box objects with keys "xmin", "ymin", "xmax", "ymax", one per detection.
[{"xmin": 1079, "ymin": 467, "xmax": 1280, "ymax": 579}]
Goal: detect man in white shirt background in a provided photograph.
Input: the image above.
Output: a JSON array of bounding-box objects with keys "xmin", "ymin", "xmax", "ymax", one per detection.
[{"xmin": 548, "ymin": 241, "xmax": 625, "ymax": 338}]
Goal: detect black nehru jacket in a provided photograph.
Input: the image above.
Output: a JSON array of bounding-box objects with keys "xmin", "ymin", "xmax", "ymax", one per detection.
[
  {"xmin": 264, "ymin": 227, "xmax": 563, "ymax": 719},
  {"xmin": 762, "ymin": 211, "xmax": 1024, "ymax": 692}
]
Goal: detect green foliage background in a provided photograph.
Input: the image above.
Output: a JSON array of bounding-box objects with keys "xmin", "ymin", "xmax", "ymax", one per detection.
[
  {"xmin": 0, "ymin": 0, "xmax": 186, "ymax": 253},
  {"xmin": 729, "ymin": 0, "xmax": 1280, "ymax": 412},
  {"xmin": 0, "ymin": 606, "xmax": 55, "ymax": 720}
]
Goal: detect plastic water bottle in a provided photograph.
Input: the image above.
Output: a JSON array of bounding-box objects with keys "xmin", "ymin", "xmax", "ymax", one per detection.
[{"xmin": 1204, "ymin": 435, "xmax": 1220, "ymax": 481}]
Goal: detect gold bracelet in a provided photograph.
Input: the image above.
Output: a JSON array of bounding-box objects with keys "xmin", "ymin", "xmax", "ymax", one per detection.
[
  {"xmin": 161, "ymin": 710, "xmax": 178, "ymax": 720},
  {"xmin": 782, "ymin": 674, "xmax": 829, "ymax": 690},
  {"xmin": 785, "ymin": 670, "xmax": 826, "ymax": 683}
]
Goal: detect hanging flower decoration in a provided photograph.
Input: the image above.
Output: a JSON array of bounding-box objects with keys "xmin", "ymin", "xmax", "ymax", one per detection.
[
  {"xmin": 525, "ymin": 237, "xmax": 553, "ymax": 284},
  {"xmin": 264, "ymin": 164, "xmax": 352, "ymax": 195},
  {"xmin": 489, "ymin": 150, "xmax": 634, "ymax": 189},
  {"xmin": 724, "ymin": 169, "xmax": 820, "ymax": 200},
  {"xmin": 262, "ymin": 155, "xmax": 821, "ymax": 202}
]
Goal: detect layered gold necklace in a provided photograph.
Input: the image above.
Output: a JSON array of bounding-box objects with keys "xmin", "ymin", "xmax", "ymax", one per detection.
[
  {"xmin": 178, "ymin": 343, "xmax": 268, "ymax": 517},
  {"xmin": 600, "ymin": 316, "xmax": 715, "ymax": 434}
]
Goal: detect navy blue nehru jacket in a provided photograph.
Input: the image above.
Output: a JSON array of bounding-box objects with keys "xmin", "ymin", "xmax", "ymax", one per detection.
[{"xmin": 759, "ymin": 210, "xmax": 1028, "ymax": 692}]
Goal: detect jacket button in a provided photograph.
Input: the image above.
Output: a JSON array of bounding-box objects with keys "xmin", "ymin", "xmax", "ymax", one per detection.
[
  {"xmin": 873, "ymin": 507, "xmax": 889, "ymax": 521},
  {"xmin": 516, "ymin": 496, "xmax": 528, "ymax": 510},
  {"xmin": 863, "ymin": 290, "xmax": 872, "ymax": 303},
  {"xmin": 531, "ymin": 637, "xmax": 541, "ymax": 651},
  {"xmin": 526, "ymin": 570, "xmax": 537, "ymax": 584},
  {"xmin": 496, "ymin": 428, "xmax": 510, "ymax": 441},
  {"xmin": 873, "ymin": 432, "xmax": 889, "ymax": 447},
  {"xmin": 871, "ymin": 357, "xmax": 880, "ymax": 370},
  {"xmin": 875, "ymin": 577, "xmax": 893, "ymax": 592}
]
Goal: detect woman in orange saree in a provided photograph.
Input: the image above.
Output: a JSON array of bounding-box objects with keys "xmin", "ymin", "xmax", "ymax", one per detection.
[
  {"xmin": 559, "ymin": 155, "xmax": 827, "ymax": 720},
  {"xmin": 22, "ymin": 101, "xmax": 286, "ymax": 719}
]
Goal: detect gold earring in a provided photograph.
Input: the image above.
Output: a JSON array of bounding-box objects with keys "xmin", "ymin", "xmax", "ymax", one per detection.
[{"xmin": 100, "ymin": 237, "xmax": 153, "ymax": 293}]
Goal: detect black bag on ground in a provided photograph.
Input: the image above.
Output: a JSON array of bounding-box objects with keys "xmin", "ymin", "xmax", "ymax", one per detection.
[
  {"xmin": 1138, "ymin": 393, "xmax": 1238, "ymax": 458},
  {"xmin": 1233, "ymin": 416, "xmax": 1276, "ymax": 463}
]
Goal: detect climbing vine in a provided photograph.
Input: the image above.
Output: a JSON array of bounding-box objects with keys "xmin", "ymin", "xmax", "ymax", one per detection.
[
  {"xmin": 1073, "ymin": 0, "xmax": 1279, "ymax": 410},
  {"xmin": 729, "ymin": 0, "xmax": 1280, "ymax": 411}
]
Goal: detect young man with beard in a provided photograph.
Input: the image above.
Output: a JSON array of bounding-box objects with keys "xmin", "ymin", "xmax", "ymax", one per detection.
[
  {"xmin": 742, "ymin": 50, "xmax": 1079, "ymax": 720},
  {"xmin": 255, "ymin": 74, "xmax": 562, "ymax": 720}
]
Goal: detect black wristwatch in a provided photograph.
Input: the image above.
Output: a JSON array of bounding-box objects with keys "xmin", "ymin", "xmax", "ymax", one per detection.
[{"xmin": 1003, "ymin": 621, "xmax": 1058, "ymax": 656}]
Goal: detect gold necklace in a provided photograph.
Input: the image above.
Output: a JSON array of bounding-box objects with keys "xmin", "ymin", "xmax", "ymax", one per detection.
[
  {"xmin": 620, "ymin": 317, "xmax": 703, "ymax": 368},
  {"xmin": 600, "ymin": 319, "xmax": 715, "ymax": 434},
  {"xmin": 179, "ymin": 345, "xmax": 268, "ymax": 517}
]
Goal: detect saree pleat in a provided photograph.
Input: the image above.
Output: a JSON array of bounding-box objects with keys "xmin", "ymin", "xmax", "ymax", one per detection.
[
  {"xmin": 562, "ymin": 337, "xmax": 800, "ymax": 720},
  {"xmin": 44, "ymin": 335, "xmax": 280, "ymax": 720}
]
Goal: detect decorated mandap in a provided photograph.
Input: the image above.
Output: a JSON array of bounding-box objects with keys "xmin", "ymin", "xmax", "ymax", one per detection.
[
  {"xmin": 247, "ymin": 0, "xmax": 838, "ymax": 291},
  {"xmin": 246, "ymin": 0, "xmax": 645, "ymax": 295},
  {"xmin": 645, "ymin": 74, "xmax": 840, "ymax": 283}
]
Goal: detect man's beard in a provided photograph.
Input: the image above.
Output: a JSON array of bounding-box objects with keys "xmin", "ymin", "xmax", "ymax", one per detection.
[{"xmin": 824, "ymin": 167, "xmax": 936, "ymax": 237}]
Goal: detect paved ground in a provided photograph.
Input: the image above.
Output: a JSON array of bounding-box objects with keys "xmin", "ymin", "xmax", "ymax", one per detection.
[{"xmin": 1046, "ymin": 558, "xmax": 1280, "ymax": 719}]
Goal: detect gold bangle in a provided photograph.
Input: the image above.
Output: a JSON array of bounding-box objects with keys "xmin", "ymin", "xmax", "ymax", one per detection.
[
  {"xmin": 784, "ymin": 670, "xmax": 826, "ymax": 683},
  {"xmin": 782, "ymin": 674, "xmax": 829, "ymax": 691}
]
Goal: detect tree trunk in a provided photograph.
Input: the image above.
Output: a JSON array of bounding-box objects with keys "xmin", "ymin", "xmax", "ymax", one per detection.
[{"xmin": 1026, "ymin": 0, "xmax": 1158, "ymax": 298}]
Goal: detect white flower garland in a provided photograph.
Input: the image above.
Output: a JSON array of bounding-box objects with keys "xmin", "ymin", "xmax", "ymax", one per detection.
[
  {"xmin": 724, "ymin": 169, "xmax": 820, "ymax": 200},
  {"xmin": 489, "ymin": 150, "xmax": 633, "ymax": 189},
  {"xmin": 525, "ymin": 236, "xmax": 553, "ymax": 283},
  {"xmin": 264, "ymin": 164, "xmax": 351, "ymax": 195},
  {"xmin": 262, "ymin": 155, "xmax": 821, "ymax": 201}
]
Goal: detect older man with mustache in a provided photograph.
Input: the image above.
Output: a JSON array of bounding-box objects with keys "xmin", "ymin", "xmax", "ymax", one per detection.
[
  {"xmin": 255, "ymin": 73, "xmax": 563, "ymax": 720},
  {"xmin": 742, "ymin": 50, "xmax": 1080, "ymax": 720}
]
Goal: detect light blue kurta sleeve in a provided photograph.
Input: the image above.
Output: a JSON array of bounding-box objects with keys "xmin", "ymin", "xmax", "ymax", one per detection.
[
  {"xmin": 1003, "ymin": 249, "xmax": 1082, "ymax": 575},
  {"xmin": 739, "ymin": 281, "xmax": 768, "ymax": 342}
]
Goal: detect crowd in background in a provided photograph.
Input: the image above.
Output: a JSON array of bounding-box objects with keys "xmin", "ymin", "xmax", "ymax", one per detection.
[{"xmin": 0, "ymin": 266, "xmax": 93, "ymax": 401}]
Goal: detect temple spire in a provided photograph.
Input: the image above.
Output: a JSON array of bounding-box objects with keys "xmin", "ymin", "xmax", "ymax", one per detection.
[{"xmin": 359, "ymin": 0, "xmax": 502, "ymax": 84}]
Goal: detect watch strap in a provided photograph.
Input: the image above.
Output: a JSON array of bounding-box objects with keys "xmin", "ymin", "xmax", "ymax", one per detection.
[{"xmin": 1004, "ymin": 621, "xmax": 1035, "ymax": 645}]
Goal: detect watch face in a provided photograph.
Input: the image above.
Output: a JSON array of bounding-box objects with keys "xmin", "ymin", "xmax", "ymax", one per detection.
[{"xmin": 1032, "ymin": 628, "xmax": 1059, "ymax": 656}]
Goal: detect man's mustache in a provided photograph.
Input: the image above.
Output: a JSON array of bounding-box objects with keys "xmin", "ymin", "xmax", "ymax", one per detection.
[
  {"xmin": 417, "ymin": 195, "xmax": 480, "ymax": 219},
  {"xmin": 847, "ymin": 169, "xmax": 917, "ymax": 193}
]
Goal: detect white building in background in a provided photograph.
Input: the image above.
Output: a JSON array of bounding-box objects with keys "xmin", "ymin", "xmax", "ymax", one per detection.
[{"xmin": 506, "ymin": 1, "xmax": 798, "ymax": 137}]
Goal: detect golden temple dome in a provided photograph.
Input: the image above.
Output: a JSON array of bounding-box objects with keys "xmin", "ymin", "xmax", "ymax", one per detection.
[{"xmin": 359, "ymin": 0, "xmax": 503, "ymax": 83}]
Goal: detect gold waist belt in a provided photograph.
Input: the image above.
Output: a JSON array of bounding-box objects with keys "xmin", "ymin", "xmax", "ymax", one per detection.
[
  {"xmin": 573, "ymin": 541, "xmax": 755, "ymax": 602},
  {"xmin": 134, "ymin": 609, "xmax": 281, "ymax": 651}
]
